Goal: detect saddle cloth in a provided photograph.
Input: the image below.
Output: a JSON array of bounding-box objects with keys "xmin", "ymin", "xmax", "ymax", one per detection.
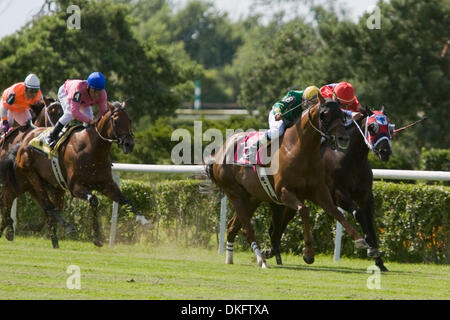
[
  {"xmin": 234, "ymin": 131, "xmax": 268, "ymax": 166},
  {"xmin": 29, "ymin": 125, "xmax": 82, "ymax": 159}
]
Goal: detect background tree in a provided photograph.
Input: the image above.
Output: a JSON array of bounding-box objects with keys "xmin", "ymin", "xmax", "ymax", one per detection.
[{"xmin": 0, "ymin": 0, "xmax": 198, "ymax": 121}]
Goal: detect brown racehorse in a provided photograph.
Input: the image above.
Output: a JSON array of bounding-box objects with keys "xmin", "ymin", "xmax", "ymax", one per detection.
[
  {"xmin": 206, "ymin": 95, "xmax": 369, "ymax": 268},
  {"xmin": 263, "ymin": 108, "xmax": 393, "ymax": 271},
  {"xmin": 0, "ymin": 101, "xmax": 149, "ymax": 248}
]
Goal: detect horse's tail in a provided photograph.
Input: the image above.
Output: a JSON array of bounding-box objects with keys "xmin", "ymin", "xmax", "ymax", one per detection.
[
  {"xmin": 198, "ymin": 156, "xmax": 219, "ymax": 194},
  {"xmin": 0, "ymin": 143, "xmax": 20, "ymax": 191},
  {"xmin": 204, "ymin": 156, "xmax": 217, "ymax": 185}
]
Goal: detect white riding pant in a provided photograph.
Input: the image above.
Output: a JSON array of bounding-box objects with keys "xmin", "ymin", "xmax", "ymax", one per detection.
[
  {"xmin": 57, "ymin": 85, "xmax": 93, "ymax": 126},
  {"xmin": 267, "ymin": 110, "xmax": 286, "ymax": 140},
  {"xmin": 0, "ymin": 103, "xmax": 32, "ymax": 126}
]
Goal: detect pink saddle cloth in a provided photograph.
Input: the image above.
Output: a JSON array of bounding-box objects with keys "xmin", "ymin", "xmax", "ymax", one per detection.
[{"xmin": 234, "ymin": 131, "xmax": 268, "ymax": 166}]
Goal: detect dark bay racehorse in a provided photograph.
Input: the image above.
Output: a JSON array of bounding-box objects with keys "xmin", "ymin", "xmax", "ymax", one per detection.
[
  {"xmin": 206, "ymin": 95, "xmax": 370, "ymax": 268},
  {"xmin": 0, "ymin": 101, "xmax": 150, "ymax": 248},
  {"xmin": 263, "ymin": 108, "xmax": 393, "ymax": 271}
]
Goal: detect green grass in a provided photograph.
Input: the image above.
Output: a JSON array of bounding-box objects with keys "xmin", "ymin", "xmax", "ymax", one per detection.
[{"xmin": 0, "ymin": 237, "xmax": 448, "ymax": 300}]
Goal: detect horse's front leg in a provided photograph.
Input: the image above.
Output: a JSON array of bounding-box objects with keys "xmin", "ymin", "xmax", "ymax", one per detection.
[
  {"xmin": 312, "ymin": 184, "xmax": 369, "ymax": 250},
  {"xmin": 357, "ymin": 195, "xmax": 388, "ymax": 272},
  {"xmin": 99, "ymin": 181, "xmax": 152, "ymax": 229},
  {"xmin": 280, "ymin": 188, "xmax": 314, "ymax": 264}
]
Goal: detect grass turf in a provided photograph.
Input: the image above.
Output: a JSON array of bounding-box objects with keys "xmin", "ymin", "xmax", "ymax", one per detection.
[{"xmin": 0, "ymin": 236, "xmax": 448, "ymax": 300}]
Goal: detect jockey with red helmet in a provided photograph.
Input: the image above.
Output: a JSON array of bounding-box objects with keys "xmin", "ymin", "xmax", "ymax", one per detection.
[
  {"xmin": 46, "ymin": 72, "xmax": 108, "ymax": 148},
  {"xmin": 1, "ymin": 74, "xmax": 43, "ymax": 134},
  {"xmin": 320, "ymin": 82, "xmax": 363, "ymax": 122}
]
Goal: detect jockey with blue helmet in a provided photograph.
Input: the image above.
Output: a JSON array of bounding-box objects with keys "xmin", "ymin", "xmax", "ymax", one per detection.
[{"xmin": 46, "ymin": 72, "xmax": 108, "ymax": 148}]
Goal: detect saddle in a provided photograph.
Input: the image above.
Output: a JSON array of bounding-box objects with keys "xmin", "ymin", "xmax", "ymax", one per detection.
[
  {"xmin": 29, "ymin": 124, "xmax": 83, "ymax": 158},
  {"xmin": 233, "ymin": 131, "xmax": 282, "ymax": 204}
]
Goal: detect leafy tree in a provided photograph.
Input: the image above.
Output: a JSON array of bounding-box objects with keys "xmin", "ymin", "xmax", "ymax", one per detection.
[
  {"xmin": 171, "ymin": 0, "xmax": 242, "ymax": 69},
  {"xmin": 0, "ymin": 0, "xmax": 197, "ymax": 121}
]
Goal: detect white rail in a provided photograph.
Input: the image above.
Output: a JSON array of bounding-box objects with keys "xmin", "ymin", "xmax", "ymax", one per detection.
[
  {"xmin": 372, "ymin": 169, "xmax": 450, "ymax": 181},
  {"xmin": 10, "ymin": 164, "xmax": 450, "ymax": 260}
]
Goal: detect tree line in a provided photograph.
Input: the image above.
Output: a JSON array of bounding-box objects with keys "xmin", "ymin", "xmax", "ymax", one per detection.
[{"xmin": 0, "ymin": 0, "xmax": 448, "ymax": 167}]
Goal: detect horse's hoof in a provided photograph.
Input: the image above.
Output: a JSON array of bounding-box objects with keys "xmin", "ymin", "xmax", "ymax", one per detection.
[
  {"xmin": 65, "ymin": 224, "xmax": 77, "ymax": 234},
  {"xmin": 257, "ymin": 257, "xmax": 268, "ymax": 268},
  {"xmin": 275, "ymin": 255, "xmax": 283, "ymax": 265},
  {"xmin": 375, "ymin": 257, "xmax": 388, "ymax": 272},
  {"xmin": 368, "ymin": 247, "xmax": 380, "ymax": 258},
  {"xmin": 355, "ymin": 238, "xmax": 369, "ymax": 249},
  {"xmin": 93, "ymin": 238, "xmax": 104, "ymax": 247},
  {"xmin": 261, "ymin": 248, "xmax": 274, "ymax": 259},
  {"xmin": 303, "ymin": 255, "xmax": 315, "ymax": 264},
  {"xmin": 5, "ymin": 229, "xmax": 14, "ymax": 241},
  {"xmin": 302, "ymin": 248, "xmax": 314, "ymax": 264}
]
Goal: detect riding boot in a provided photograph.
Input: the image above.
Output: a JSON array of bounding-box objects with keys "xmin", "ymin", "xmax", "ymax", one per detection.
[
  {"xmin": 46, "ymin": 122, "xmax": 64, "ymax": 149},
  {"xmin": 21, "ymin": 119, "xmax": 37, "ymax": 131}
]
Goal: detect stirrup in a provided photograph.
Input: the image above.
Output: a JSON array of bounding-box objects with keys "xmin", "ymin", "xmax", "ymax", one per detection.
[{"xmin": 47, "ymin": 137, "xmax": 57, "ymax": 149}]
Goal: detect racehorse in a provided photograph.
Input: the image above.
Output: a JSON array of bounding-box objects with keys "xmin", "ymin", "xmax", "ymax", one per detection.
[
  {"xmin": 0, "ymin": 97, "xmax": 63, "ymax": 159},
  {"xmin": 262, "ymin": 107, "xmax": 393, "ymax": 271},
  {"xmin": 0, "ymin": 101, "xmax": 149, "ymax": 248},
  {"xmin": 206, "ymin": 94, "xmax": 370, "ymax": 268}
]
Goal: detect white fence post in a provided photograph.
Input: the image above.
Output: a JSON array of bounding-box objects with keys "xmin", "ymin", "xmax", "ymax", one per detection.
[
  {"xmin": 334, "ymin": 207, "xmax": 345, "ymax": 262},
  {"xmin": 109, "ymin": 173, "xmax": 121, "ymax": 247},
  {"xmin": 10, "ymin": 198, "xmax": 17, "ymax": 235},
  {"xmin": 218, "ymin": 195, "xmax": 227, "ymax": 255},
  {"xmin": 334, "ymin": 222, "xmax": 343, "ymax": 262}
]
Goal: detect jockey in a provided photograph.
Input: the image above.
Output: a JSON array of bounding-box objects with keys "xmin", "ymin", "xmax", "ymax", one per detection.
[
  {"xmin": 46, "ymin": 72, "xmax": 108, "ymax": 148},
  {"xmin": 1, "ymin": 74, "xmax": 43, "ymax": 134},
  {"xmin": 245, "ymin": 85, "xmax": 320, "ymax": 162},
  {"xmin": 319, "ymin": 82, "xmax": 363, "ymax": 123}
]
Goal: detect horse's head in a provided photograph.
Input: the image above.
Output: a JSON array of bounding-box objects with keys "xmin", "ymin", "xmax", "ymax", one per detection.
[
  {"xmin": 31, "ymin": 97, "xmax": 63, "ymax": 127},
  {"xmin": 317, "ymin": 94, "xmax": 350, "ymax": 151},
  {"xmin": 363, "ymin": 107, "xmax": 393, "ymax": 162},
  {"xmin": 105, "ymin": 101, "xmax": 134, "ymax": 154}
]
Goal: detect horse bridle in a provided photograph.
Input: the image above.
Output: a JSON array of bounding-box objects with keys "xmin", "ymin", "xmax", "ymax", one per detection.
[
  {"xmin": 94, "ymin": 107, "xmax": 133, "ymax": 146},
  {"xmin": 307, "ymin": 104, "xmax": 342, "ymax": 149}
]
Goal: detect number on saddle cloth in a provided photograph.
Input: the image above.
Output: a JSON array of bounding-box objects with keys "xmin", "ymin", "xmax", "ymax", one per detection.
[{"xmin": 235, "ymin": 131, "xmax": 268, "ymax": 165}]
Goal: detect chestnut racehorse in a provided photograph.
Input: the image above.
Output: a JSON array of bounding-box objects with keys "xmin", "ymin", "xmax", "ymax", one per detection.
[
  {"xmin": 0, "ymin": 101, "xmax": 150, "ymax": 248},
  {"xmin": 263, "ymin": 108, "xmax": 393, "ymax": 271},
  {"xmin": 206, "ymin": 95, "xmax": 369, "ymax": 268}
]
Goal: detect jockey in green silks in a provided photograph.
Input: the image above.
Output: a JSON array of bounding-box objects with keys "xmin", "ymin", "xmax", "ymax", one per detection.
[{"xmin": 245, "ymin": 85, "xmax": 320, "ymax": 162}]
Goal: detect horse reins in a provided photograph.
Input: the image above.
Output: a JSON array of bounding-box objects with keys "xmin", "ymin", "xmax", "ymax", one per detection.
[
  {"xmin": 94, "ymin": 107, "xmax": 131, "ymax": 146},
  {"xmin": 307, "ymin": 105, "xmax": 341, "ymax": 146},
  {"xmin": 352, "ymin": 118, "xmax": 373, "ymax": 150}
]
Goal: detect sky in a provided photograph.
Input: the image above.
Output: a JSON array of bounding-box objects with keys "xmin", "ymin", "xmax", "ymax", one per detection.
[{"xmin": 0, "ymin": 0, "xmax": 380, "ymax": 40}]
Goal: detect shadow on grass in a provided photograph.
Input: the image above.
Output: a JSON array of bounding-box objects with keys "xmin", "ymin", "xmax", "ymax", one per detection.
[{"xmin": 270, "ymin": 262, "xmax": 415, "ymax": 276}]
